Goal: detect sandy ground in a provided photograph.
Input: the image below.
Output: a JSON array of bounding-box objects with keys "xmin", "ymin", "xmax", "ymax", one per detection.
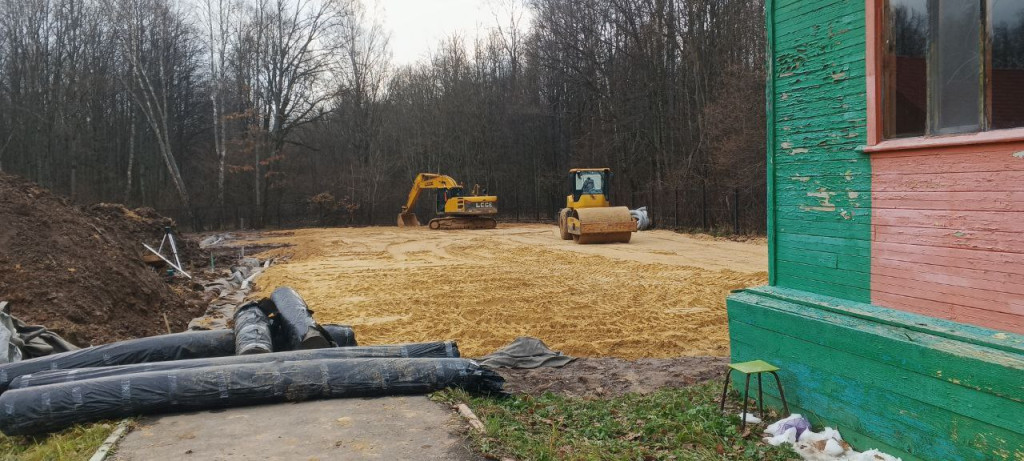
[{"xmin": 248, "ymin": 224, "xmax": 767, "ymax": 359}]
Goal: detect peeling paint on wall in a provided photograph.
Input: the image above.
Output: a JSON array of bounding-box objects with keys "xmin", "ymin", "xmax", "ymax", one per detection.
[
  {"xmin": 805, "ymin": 190, "xmax": 838, "ymax": 212},
  {"xmin": 1012, "ymin": 151, "xmax": 1024, "ymax": 159}
]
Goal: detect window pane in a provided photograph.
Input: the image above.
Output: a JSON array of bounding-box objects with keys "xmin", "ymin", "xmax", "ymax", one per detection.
[
  {"xmin": 888, "ymin": 0, "xmax": 929, "ymax": 138},
  {"xmin": 991, "ymin": 0, "xmax": 1024, "ymax": 130},
  {"xmin": 930, "ymin": 0, "xmax": 983, "ymax": 134}
]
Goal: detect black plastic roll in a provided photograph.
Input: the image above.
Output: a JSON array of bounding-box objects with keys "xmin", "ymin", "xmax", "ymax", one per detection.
[
  {"xmin": 0, "ymin": 358, "xmax": 504, "ymax": 435},
  {"xmin": 0, "ymin": 330, "xmax": 234, "ymax": 392},
  {"xmin": 321, "ymin": 324, "xmax": 357, "ymax": 347},
  {"xmin": 10, "ymin": 341, "xmax": 461, "ymax": 390},
  {"xmin": 234, "ymin": 302, "xmax": 272, "ymax": 355},
  {"xmin": 269, "ymin": 287, "xmax": 330, "ymax": 350}
]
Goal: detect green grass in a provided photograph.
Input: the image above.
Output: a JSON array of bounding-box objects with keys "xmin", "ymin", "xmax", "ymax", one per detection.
[
  {"xmin": 438, "ymin": 383, "xmax": 798, "ymax": 461},
  {"xmin": 0, "ymin": 423, "xmax": 115, "ymax": 461}
]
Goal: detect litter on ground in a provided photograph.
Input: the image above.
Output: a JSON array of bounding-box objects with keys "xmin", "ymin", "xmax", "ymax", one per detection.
[{"xmin": 764, "ymin": 414, "xmax": 902, "ymax": 461}]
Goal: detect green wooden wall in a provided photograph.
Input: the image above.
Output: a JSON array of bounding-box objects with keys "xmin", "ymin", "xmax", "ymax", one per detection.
[
  {"xmin": 729, "ymin": 287, "xmax": 1024, "ymax": 461},
  {"xmin": 768, "ymin": 0, "xmax": 871, "ymax": 302},
  {"xmin": 736, "ymin": 0, "xmax": 1024, "ymax": 458}
]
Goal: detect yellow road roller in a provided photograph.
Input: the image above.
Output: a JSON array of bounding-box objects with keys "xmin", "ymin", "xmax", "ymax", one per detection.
[{"xmin": 557, "ymin": 168, "xmax": 637, "ymax": 244}]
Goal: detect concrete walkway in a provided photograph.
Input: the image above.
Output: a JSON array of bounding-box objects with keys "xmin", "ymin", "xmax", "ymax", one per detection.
[{"xmin": 112, "ymin": 396, "xmax": 479, "ymax": 460}]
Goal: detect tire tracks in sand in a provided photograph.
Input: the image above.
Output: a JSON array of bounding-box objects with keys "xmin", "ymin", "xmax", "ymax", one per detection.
[{"xmin": 248, "ymin": 224, "xmax": 767, "ymax": 359}]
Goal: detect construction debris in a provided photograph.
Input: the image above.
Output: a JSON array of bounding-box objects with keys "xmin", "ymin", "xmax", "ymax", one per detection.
[
  {"xmin": 233, "ymin": 302, "xmax": 272, "ymax": 355},
  {"xmin": 0, "ymin": 286, "xmax": 501, "ymax": 435},
  {"xmin": 0, "ymin": 330, "xmax": 236, "ymax": 392},
  {"xmin": 9, "ymin": 341, "xmax": 461, "ymax": 390},
  {"xmin": 479, "ymin": 337, "xmax": 575, "ymax": 369},
  {"xmin": 631, "ymin": 206, "xmax": 651, "ymax": 230},
  {"xmin": 0, "ymin": 301, "xmax": 78, "ymax": 363},
  {"xmin": 0, "ymin": 358, "xmax": 503, "ymax": 436}
]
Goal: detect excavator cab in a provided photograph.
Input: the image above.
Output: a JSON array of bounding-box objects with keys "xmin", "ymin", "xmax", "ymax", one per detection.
[{"xmin": 558, "ymin": 168, "xmax": 636, "ymax": 244}]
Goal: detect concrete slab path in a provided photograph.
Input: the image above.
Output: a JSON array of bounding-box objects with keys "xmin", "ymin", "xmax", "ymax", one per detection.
[{"xmin": 112, "ymin": 396, "xmax": 479, "ymax": 460}]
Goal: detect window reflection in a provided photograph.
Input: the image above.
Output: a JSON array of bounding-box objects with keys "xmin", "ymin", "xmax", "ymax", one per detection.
[
  {"xmin": 930, "ymin": 0, "xmax": 982, "ymax": 134},
  {"xmin": 992, "ymin": 0, "xmax": 1024, "ymax": 129},
  {"xmin": 888, "ymin": 0, "xmax": 928, "ymax": 138}
]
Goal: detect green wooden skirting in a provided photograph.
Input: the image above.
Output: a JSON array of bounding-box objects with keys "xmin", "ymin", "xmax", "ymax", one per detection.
[{"xmin": 728, "ymin": 287, "xmax": 1024, "ymax": 461}]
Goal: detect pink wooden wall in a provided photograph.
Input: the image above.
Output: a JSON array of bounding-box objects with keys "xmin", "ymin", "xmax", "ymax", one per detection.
[{"xmin": 871, "ymin": 142, "xmax": 1024, "ymax": 334}]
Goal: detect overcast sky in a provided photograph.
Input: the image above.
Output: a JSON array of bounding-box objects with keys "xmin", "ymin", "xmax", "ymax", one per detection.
[{"xmin": 372, "ymin": 0, "xmax": 533, "ymax": 67}]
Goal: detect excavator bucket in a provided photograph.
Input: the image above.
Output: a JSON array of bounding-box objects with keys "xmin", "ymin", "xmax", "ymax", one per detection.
[
  {"xmin": 397, "ymin": 212, "xmax": 421, "ymax": 227},
  {"xmin": 573, "ymin": 207, "xmax": 635, "ymax": 244}
]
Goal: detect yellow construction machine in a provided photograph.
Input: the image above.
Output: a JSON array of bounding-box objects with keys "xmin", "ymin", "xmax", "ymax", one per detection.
[
  {"xmin": 398, "ymin": 173, "xmax": 498, "ymax": 229},
  {"xmin": 557, "ymin": 168, "xmax": 636, "ymax": 244}
]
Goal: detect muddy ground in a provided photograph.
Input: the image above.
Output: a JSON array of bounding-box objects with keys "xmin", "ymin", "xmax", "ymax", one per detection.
[
  {"xmin": 496, "ymin": 356, "xmax": 728, "ymax": 398},
  {"xmin": 246, "ymin": 224, "xmax": 767, "ymax": 359}
]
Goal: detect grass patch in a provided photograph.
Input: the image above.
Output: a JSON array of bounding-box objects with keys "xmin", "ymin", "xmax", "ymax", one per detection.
[
  {"xmin": 0, "ymin": 422, "xmax": 115, "ymax": 461},
  {"xmin": 438, "ymin": 382, "xmax": 797, "ymax": 460}
]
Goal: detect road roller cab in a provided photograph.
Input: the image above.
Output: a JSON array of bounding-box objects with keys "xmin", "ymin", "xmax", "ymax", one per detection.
[{"xmin": 558, "ymin": 168, "xmax": 637, "ymax": 244}]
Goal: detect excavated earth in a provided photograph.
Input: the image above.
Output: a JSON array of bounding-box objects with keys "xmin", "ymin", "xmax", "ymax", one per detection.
[{"xmin": 0, "ymin": 173, "xmax": 205, "ymax": 346}]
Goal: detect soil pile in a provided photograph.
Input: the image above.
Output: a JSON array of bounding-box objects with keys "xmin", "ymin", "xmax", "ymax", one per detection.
[{"xmin": 0, "ymin": 173, "xmax": 205, "ymax": 346}]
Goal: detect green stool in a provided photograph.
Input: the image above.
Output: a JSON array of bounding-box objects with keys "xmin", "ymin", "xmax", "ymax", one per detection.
[{"xmin": 719, "ymin": 360, "xmax": 789, "ymax": 431}]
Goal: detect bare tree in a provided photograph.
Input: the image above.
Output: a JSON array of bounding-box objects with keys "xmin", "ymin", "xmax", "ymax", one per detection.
[
  {"xmin": 233, "ymin": 0, "xmax": 349, "ymax": 223},
  {"xmin": 198, "ymin": 0, "xmax": 237, "ymax": 209},
  {"xmin": 102, "ymin": 0, "xmax": 193, "ymax": 213}
]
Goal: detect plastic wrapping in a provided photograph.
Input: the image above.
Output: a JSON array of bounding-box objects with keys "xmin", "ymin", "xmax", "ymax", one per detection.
[
  {"xmin": 10, "ymin": 341, "xmax": 461, "ymax": 389},
  {"xmin": 0, "ymin": 358, "xmax": 504, "ymax": 435},
  {"xmin": 321, "ymin": 324, "xmax": 357, "ymax": 347},
  {"xmin": 269, "ymin": 287, "xmax": 330, "ymax": 350},
  {"xmin": 0, "ymin": 330, "xmax": 234, "ymax": 392},
  {"xmin": 233, "ymin": 302, "xmax": 272, "ymax": 355}
]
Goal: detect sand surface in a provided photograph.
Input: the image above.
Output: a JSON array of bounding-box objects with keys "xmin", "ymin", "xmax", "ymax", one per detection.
[{"xmin": 248, "ymin": 224, "xmax": 767, "ymax": 359}]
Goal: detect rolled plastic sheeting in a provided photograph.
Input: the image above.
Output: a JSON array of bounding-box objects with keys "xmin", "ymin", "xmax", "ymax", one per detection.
[
  {"xmin": 321, "ymin": 324, "xmax": 357, "ymax": 347},
  {"xmin": 233, "ymin": 303, "xmax": 272, "ymax": 355},
  {"xmin": 0, "ymin": 330, "xmax": 234, "ymax": 392},
  {"xmin": 630, "ymin": 206, "xmax": 651, "ymax": 231},
  {"xmin": 10, "ymin": 341, "xmax": 461, "ymax": 390},
  {"xmin": 0, "ymin": 358, "xmax": 504, "ymax": 435},
  {"xmin": 269, "ymin": 287, "xmax": 330, "ymax": 350}
]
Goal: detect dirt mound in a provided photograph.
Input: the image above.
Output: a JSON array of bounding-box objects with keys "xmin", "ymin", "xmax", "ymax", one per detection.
[{"xmin": 0, "ymin": 173, "xmax": 205, "ymax": 346}]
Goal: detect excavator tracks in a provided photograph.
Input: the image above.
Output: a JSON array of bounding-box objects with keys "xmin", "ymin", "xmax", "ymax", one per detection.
[{"xmin": 427, "ymin": 216, "xmax": 498, "ymax": 230}]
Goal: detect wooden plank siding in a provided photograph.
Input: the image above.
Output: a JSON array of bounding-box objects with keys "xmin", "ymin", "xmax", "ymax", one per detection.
[
  {"xmin": 769, "ymin": 0, "xmax": 872, "ymax": 302},
  {"xmin": 871, "ymin": 144, "xmax": 1024, "ymax": 334},
  {"xmin": 738, "ymin": 0, "xmax": 1024, "ymax": 457},
  {"xmin": 728, "ymin": 287, "xmax": 1024, "ymax": 461}
]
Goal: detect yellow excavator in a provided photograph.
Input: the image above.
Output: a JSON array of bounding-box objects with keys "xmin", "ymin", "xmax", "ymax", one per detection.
[
  {"xmin": 557, "ymin": 168, "xmax": 637, "ymax": 244},
  {"xmin": 398, "ymin": 173, "xmax": 498, "ymax": 229}
]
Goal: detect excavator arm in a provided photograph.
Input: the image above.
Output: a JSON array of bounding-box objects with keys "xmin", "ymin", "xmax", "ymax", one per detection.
[{"xmin": 400, "ymin": 173, "xmax": 462, "ymax": 213}]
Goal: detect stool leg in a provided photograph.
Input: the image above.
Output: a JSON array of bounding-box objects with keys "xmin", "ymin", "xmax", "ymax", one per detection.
[
  {"xmin": 719, "ymin": 369, "xmax": 732, "ymax": 412},
  {"xmin": 741, "ymin": 374, "xmax": 751, "ymax": 432},
  {"xmin": 757, "ymin": 372, "xmax": 764, "ymax": 419},
  {"xmin": 770, "ymin": 371, "xmax": 790, "ymax": 416}
]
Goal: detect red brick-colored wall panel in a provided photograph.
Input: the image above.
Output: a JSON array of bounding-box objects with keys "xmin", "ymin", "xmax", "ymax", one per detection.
[{"xmin": 871, "ymin": 143, "xmax": 1024, "ymax": 334}]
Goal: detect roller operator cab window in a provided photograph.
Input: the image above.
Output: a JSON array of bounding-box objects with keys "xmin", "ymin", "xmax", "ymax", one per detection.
[
  {"xmin": 576, "ymin": 172, "xmax": 604, "ymax": 195},
  {"xmin": 885, "ymin": 0, "xmax": 1024, "ymax": 138}
]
